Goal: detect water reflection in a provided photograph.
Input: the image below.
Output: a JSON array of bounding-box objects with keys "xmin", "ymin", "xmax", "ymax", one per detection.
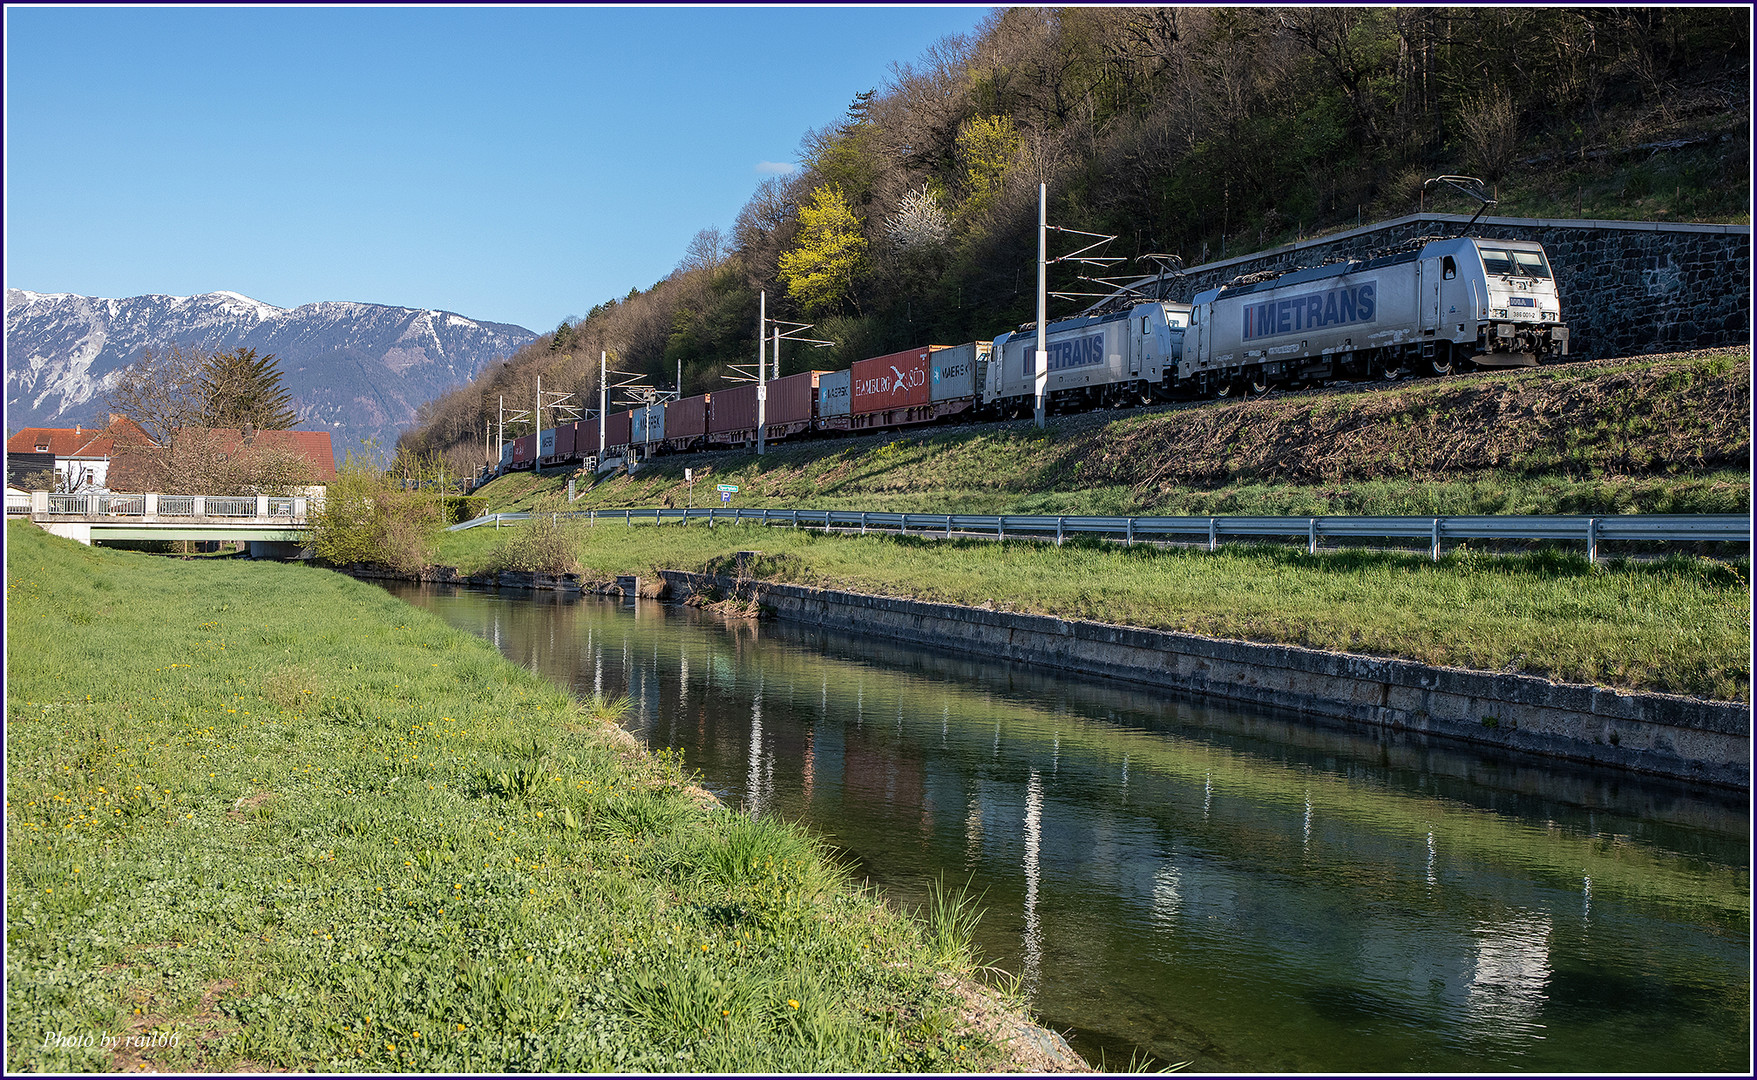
[{"xmin": 390, "ymin": 584, "xmax": 1750, "ymax": 1074}]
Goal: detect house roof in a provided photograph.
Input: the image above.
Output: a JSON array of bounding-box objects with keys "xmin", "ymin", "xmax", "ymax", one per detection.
[
  {"xmin": 205, "ymin": 428, "xmax": 338, "ymax": 481},
  {"xmin": 5, "ymin": 415, "xmax": 158, "ymax": 459}
]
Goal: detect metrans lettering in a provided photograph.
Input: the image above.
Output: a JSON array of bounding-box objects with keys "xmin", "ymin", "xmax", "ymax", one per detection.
[
  {"xmin": 1242, "ymin": 281, "xmax": 1376, "ymax": 341},
  {"xmin": 1045, "ymin": 333, "xmax": 1105, "ymax": 372}
]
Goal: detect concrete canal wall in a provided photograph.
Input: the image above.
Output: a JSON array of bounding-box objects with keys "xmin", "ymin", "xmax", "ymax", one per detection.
[
  {"xmin": 348, "ymin": 562, "xmax": 1748, "ymax": 789},
  {"xmin": 657, "ymin": 570, "xmax": 1750, "ymax": 791}
]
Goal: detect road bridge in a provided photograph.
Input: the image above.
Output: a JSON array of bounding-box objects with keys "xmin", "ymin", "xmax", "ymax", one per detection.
[{"xmin": 24, "ymin": 492, "xmax": 315, "ymax": 557}]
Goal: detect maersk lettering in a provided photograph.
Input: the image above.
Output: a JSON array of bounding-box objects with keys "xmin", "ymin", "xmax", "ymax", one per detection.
[{"xmin": 1242, "ymin": 281, "xmax": 1376, "ymax": 341}]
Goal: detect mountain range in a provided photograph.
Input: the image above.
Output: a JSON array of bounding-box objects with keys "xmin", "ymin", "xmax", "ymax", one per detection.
[{"xmin": 5, "ymin": 289, "xmax": 536, "ymax": 461}]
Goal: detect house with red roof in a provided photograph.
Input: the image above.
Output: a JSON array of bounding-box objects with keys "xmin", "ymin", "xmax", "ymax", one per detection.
[
  {"xmin": 5, "ymin": 414, "xmax": 158, "ymax": 491},
  {"xmin": 6, "ymin": 418, "xmax": 336, "ymax": 494}
]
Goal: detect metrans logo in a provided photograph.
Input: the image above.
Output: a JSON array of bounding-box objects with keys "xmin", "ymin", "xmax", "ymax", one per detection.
[
  {"xmin": 1242, "ymin": 280, "xmax": 1376, "ymax": 340},
  {"xmin": 1046, "ymin": 333, "xmax": 1105, "ymax": 372}
]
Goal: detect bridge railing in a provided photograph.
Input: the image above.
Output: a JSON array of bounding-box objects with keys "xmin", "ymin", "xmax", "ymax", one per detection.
[
  {"xmin": 447, "ymin": 507, "xmax": 1749, "ymax": 563},
  {"xmin": 31, "ymin": 492, "xmax": 312, "ymax": 523}
]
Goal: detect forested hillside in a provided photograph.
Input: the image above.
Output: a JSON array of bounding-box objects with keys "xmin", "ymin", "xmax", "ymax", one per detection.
[{"xmin": 402, "ymin": 6, "xmax": 1749, "ymax": 475}]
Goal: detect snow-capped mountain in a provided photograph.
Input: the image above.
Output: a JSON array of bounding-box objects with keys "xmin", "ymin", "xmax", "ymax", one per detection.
[{"xmin": 5, "ymin": 289, "xmax": 536, "ymax": 460}]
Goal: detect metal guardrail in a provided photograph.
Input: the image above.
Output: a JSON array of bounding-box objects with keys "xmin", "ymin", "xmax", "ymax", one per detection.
[{"xmin": 448, "ymin": 507, "xmax": 1750, "ymax": 562}]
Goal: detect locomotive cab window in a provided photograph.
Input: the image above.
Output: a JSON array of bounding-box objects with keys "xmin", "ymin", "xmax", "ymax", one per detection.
[
  {"xmin": 1510, "ymin": 250, "xmax": 1552, "ymax": 279},
  {"xmin": 1442, "ymin": 256, "xmax": 1456, "ymax": 280},
  {"xmin": 1478, "ymin": 248, "xmax": 1515, "ymax": 276}
]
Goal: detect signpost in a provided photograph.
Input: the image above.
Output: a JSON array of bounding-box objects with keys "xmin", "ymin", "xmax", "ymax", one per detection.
[{"xmin": 717, "ymin": 483, "xmax": 737, "ymax": 506}]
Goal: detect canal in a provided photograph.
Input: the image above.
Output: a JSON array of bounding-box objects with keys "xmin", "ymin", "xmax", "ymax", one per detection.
[{"xmin": 387, "ymin": 583, "xmax": 1750, "ymax": 1073}]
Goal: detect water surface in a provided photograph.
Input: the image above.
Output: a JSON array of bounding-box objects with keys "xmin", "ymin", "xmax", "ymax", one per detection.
[{"xmin": 391, "ymin": 584, "xmax": 1750, "ymax": 1073}]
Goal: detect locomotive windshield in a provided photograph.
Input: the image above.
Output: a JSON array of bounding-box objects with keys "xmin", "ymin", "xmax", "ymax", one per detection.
[{"xmin": 1477, "ymin": 246, "xmax": 1552, "ymax": 279}]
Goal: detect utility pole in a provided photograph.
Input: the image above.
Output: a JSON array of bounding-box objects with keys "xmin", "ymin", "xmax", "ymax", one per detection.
[
  {"xmin": 497, "ymin": 395, "xmax": 504, "ymax": 462},
  {"xmin": 1036, "ymin": 182, "xmax": 1049, "ymax": 429},
  {"xmin": 599, "ymin": 351, "xmax": 608, "ymax": 463},
  {"xmin": 757, "ymin": 291, "xmax": 766, "ymax": 391},
  {"xmin": 534, "ymin": 376, "xmax": 543, "ymax": 476}
]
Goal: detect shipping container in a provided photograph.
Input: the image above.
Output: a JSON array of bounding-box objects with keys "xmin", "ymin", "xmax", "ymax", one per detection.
[
  {"xmin": 766, "ymin": 370, "xmax": 824, "ymax": 429},
  {"xmin": 576, "ymin": 417, "xmax": 601, "ymax": 458},
  {"xmin": 708, "ymin": 382, "xmax": 757, "ymax": 437},
  {"xmin": 708, "ymin": 372, "xmax": 824, "ymax": 444},
  {"xmin": 512, "ymin": 433, "xmax": 535, "ymax": 464},
  {"xmin": 816, "ymin": 369, "xmax": 851, "ymax": 419},
  {"xmin": 604, "ymin": 409, "xmax": 632, "ymax": 450},
  {"xmin": 665, "ymin": 394, "xmax": 710, "ymax": 446},
  {"xmin": 555, "ymin": 421, "xmax": 576, "ymax": 459},
  {"xmin": 851, "ymin": 347, "xmax": 935, "ymax": 415},
  {"xmin": 538, "ymin": 427, "xmax": 556, "ymax": 459},
  {"xmin": 632, "ymin": 404, "xmax": 665, "ymax": 445},
  {"xmin": 929, "ymin": 342, "xmax": 990, "ymax": 402}
]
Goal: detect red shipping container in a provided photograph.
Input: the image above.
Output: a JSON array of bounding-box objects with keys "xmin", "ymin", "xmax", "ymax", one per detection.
[
  {"xmin": 851, "ymin": 347, "xmax": 933, "ymax": 415},
  {"xmin": 576, "ymin": 417, "xmax": 601, "ymax": 455},
  {"xmin": 709, "ymin": 382, "xmax": 757, "ymax": 435},
  {"xmin": 554, "ymin": 421, "xmax": 576, "ymax": 459},
  {"xmin": 605, "ymin": 409, "xmax": 632, "ymax": 449},
  {"xmin": 765, "ymin": 370, "xmax": 825, "ymax": 428},
  {"xmin": 667, "ymin": 394, "xmax": 710, "ymax": 439},
  {"xmin": 513, "ymin": 434, "xmax": 535, "ymax": 463}
]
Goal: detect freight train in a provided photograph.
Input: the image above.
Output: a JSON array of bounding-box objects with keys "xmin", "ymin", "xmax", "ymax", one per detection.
[{"xmin": 495, "ymin": 235, "xmax": 1569, "ymax": 474}]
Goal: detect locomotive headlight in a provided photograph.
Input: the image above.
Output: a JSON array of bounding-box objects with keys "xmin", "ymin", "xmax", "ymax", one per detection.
[{"xmin": 1492, "ymin": 308, "xmax": 1508, "ymax": 318}]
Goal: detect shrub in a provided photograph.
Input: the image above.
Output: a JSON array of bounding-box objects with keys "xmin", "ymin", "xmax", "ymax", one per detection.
[{"xmin": 307, "ymin": 447, "xmax": 446, "ymax": 572}]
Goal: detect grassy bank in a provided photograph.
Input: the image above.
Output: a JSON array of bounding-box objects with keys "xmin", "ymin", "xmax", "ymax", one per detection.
[
  {"xmin": 4, "ymin": 522, "xmax": 1055, "ymax": 1073},
  {"xmin": 475, "ymin": 350, "xmax": 1750, "ymax": 519},
  {"xmin": 438, "ymin": 521, "xmax": 1750, "ymax": 704}
]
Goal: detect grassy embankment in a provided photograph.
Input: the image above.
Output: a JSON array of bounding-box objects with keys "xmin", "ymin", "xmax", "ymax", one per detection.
[
  {"xmin": 476, "ymin": 350, "xmax": 1750, "ymax": 519},
  {"xmin": 439, "ymin": 519, "xmax": 1749, "ymax": 705},
  {"xmin": 3, "ymin": 521, "xmax": 1048, "ymax": 1074},
  {"xmin": 447, "ymin": 349, "xmax": 1751, "ymax": 703}
]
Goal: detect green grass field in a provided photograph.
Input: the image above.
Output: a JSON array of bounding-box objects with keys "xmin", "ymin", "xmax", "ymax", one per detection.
[
  {"xmin": 439, "ymin": 520, "xmax": 1751, "ymax": 704},
  {"xmin": 3, "ymin": 521, "xmax": 1027, "ymax": 1073}
]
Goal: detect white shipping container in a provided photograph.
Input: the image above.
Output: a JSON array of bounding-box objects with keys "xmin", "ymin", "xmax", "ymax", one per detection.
[
  {"xmin": 929, "ymin": 342, "xmax": 990, "ymax": 403},
  {"xmin": 817, "ymin": 369, "xmax": 852, "ymax": 418}
]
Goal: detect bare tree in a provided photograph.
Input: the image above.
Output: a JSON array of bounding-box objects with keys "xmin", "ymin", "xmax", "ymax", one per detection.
[
  {"xmin": 677, "ymin": 226, "xmax": 729, "ymax": 273},
  {"xmin": 101, "ymin": 345, "xmax": 205, "ymax": 445}
]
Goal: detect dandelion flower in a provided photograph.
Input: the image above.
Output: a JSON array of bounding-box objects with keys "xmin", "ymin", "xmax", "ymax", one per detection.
[{"xmin": 788, "ymin": 1000, "xmax": 800, "ymax": 1009}]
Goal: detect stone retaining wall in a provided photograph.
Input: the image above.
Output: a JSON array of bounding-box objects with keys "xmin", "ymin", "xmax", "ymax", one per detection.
[
  {"xmin": 660, "ymin": 570, "xmax": 1750, "ymax": 790},
  {"xmin": 1166, "ymin": 213, "xmax": 1750, "ymax": 362}
]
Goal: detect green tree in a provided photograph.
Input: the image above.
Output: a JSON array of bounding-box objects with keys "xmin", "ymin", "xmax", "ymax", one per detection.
[
  {"xmin": 777, "ymin": 185, "xmax": 869, "ymax": 315},
  {"xmin": 306, "ymin": 445, "xmax": 445, "ymax": 573},
  {"xmin": 955, "ymin": 114, "xmax": 1020, "ymax": 222},
  {"xmin": 201, "ymin": 347, "xmax": 299, "ymax": 430}
]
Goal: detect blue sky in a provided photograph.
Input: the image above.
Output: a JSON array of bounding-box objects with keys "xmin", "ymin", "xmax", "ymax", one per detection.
[{"xmin": 5, "ymin": 5, "xmax": 994, "ymax": 333}]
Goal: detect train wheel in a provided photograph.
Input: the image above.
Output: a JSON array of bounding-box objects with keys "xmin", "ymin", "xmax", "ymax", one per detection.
[
  {"xmin": 1246, "ymin": 372, "xmax": 1270, "ymax": 395},
  {"xmin": 1213, "ymin": 377, "xmax": 1240, "ymax": 400},
  {"xmin": 1424, "ymin": 348, "xmax": 1455, "ymax": 377}
]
